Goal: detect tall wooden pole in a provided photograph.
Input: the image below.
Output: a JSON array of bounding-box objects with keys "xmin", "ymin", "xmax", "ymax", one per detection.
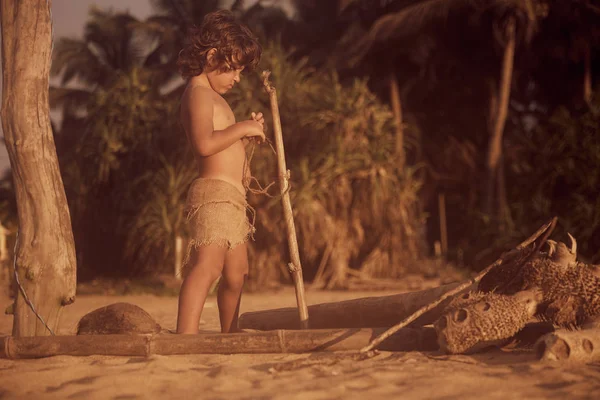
[
  {"xmin": 1, "ymin": 0, "xmax": 77, "ymax": 336},
  {"xmin": 262, "ymin": 71, "xmax": 309, "ymax": 329}
]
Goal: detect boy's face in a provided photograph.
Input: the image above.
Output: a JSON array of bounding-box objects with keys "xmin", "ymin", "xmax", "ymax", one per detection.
[{"xmin": 207, "ymin": 65, "xmax": 244, "ymax": 95}]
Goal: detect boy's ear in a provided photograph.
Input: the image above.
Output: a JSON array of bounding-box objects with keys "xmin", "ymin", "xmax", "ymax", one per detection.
[{"xmin": 207, "ymin": 48, "xmax": 217, "ymax": 61}]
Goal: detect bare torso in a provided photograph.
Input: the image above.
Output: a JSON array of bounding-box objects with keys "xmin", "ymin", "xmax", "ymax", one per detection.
[{"xmin": 181, "ymin": 86, "xmax": 249, "ymax": 195}]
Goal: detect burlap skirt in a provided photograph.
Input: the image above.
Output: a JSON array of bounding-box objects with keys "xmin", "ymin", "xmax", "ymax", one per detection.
[{"xmin": 182, "ymin": 178, "xmax": 255, "ymax": 272}]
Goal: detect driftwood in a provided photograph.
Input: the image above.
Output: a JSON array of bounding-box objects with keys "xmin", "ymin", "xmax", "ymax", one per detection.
[
  {"xmin": 0, "ymin": 327, "xmax": 437, "ymax": 359},
  {"xmin": 362, "ymin": 270, "xmax": 492, "ymax": 353},
  {"xmin": 239, "ymin": 282, "xmax": 469, "ymax": 330},
  {"xmin": 262, "ymin": 71, "xmax": 309, "ymax": 329},
  {"xmin": 536, "ymin": 330, "xmax": 600, "ymax": 363},
  {"xmin": 362, "ymin": 217, "xmax": 558, "ymax": 353}
]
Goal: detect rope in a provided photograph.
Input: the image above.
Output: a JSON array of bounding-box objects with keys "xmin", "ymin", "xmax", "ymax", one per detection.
[
  {"xmin": 242, "ymin": 137, "xmax": 292, "ymax": 199},
  {"xmin": 12, "ymin": 233, "xmax": 55, "ymax": 335}
]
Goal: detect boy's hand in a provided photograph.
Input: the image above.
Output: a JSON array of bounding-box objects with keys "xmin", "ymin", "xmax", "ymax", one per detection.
[
  {"xmin": 241, "ymin": 120, "xmax": 265, "ymax": 143},
  {"xmin": 250, "ymin": 112, "xmax": 266, "ymax": 143},
  {"xmin": 251, "ymin": 112, "xmax": 265, "ymax": 129}
]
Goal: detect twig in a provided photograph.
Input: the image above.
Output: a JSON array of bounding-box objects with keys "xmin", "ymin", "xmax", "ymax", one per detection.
[
  {"xmin": 360, "ymin": 217, "xmax": 557, "ymax": 353},
  {"xmin": 311, "ymin": 243, "xmax": 333, "ymax": 289}
]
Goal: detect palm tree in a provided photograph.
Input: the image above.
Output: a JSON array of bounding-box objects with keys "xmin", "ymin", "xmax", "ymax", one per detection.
[
  {"xmin": 51, "ymin": 7, "xmax": 154, "ymax": 107},
  {"xmin": 50, "ymin": 7, "xmax": 173, "ymax": 168},
  {"xmin": 338, "ymin": 0, "xmax": 547, "ymax": 227},
  {"xmin": 50, "ymin": 7, "xmax": 195, "ymax": 278},
  {"xmin": 226, "ymin": 41, "xmax": 425, "ymax": 288},
  {"xmin": 134, "ymin": 0, "xmax": 226, "ymax": 94},
  {"xmin": 125, "ymin": 153, "xmax": 197, "ymax": 277},
  {"xmin": 549, "ymin": 0, "xmax": 600, "ymax": 106}
]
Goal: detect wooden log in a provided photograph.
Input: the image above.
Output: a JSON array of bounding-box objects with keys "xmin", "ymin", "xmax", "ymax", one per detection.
[
  {"xmin": 239, "ymin": 282, "xmax": 470, "ymax": 330},
  {"xmin": 0, "ymin": 327, "xmax": 438, "ymax": 359},
  {"xmin": 1, "ymin": 334, "xmax": 151, "ymax": 358},
  {"xmin": 536, "ymin": 329, "xmax": 600, "ymax": 364}
]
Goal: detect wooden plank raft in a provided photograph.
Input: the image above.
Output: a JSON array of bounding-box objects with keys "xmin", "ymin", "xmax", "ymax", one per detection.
[{"xmin": 0, "ymin": 327, "xmax": 437, "ymax": 359}]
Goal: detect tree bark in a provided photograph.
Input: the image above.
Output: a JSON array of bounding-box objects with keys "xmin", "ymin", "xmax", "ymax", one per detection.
[
  {"xmin": 1, "ymin": 0, "xmax": 77, "ymax": 336},
  {"xmin": 484, "ymin": 17, "xmax": 515, "ymax": 217},
  {"xmin": 389, "ymin": 71, "xmax": 405, "ymax": 167}
]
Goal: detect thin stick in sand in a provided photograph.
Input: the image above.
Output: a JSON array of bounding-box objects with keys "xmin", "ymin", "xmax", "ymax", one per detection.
[{"xmin": 262, "ymin": 70, "xmax": 310, "ymax": 329}]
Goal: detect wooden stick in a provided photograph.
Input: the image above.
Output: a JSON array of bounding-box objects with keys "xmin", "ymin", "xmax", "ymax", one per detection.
[
  {"xmin": 262, "ymin": 71, "xmax": 309, "ymax": 329},
  {"xmin": 361, "ymin": 217, "xmax": 558, "ymax": 353},
  {"xmin": 0, "ymin": 327, "xmax": 438, "ymax": 359}
]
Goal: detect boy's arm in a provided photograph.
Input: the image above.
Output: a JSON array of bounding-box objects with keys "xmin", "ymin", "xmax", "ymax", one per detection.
[{"xmin": 187, "ymin": 87, "xmax": 264, "ymax": 157}]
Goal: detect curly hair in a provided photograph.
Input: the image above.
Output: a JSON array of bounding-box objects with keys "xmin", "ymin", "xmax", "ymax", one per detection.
[{"xmin": 177, "ymin": 10, "xmax": 262, "ymax": 79}]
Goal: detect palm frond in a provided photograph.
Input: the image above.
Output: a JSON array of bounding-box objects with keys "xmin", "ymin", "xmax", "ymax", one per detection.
[
  {"xmin": 84, "ymin": 9, "xmax": 144, "ymax": 70},
  {"xmin": 51, "ymin": 38, "xmax": 114, "ymax": 86},
  {"xmin": 345, "ymin": 0, "xmax": 483, "ymax": 65},
  {"xmin": 149, "ymin": 0, "xmax": 224, "ymax": 27},
  {"xmin": 49, "ymin": 86, "xmax": 92, "ymax": 112}
]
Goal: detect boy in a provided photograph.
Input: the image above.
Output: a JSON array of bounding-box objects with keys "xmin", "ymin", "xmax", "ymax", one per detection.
[{"xmin": 176, "ymin": 10, "xmax": 265, "ymax": 334}]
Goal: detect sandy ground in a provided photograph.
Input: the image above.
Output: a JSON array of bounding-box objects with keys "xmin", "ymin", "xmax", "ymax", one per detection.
[{"xmin": 1, "ymin": 286, "xmax": 600, "ymax": 399}]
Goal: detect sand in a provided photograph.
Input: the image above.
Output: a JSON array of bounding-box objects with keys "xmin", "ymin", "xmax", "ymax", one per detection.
[{"xmin": 1, "ymin": 286, "xmax": 599, "ymax": 399}]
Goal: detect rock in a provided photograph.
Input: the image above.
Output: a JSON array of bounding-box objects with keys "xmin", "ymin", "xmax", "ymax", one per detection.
[{"xmin": 77, "ymin": 302, "xmax": 161, "ymax": 335}]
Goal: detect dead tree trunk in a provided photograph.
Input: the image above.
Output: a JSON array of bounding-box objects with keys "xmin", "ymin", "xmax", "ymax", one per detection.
[
  {"xmin": 484, "ymin": 17, "xmax": 515, "ymax": 219},
  {"xmin": 0, "ymin": 0, "xmax": 77, "ymax": 336}
]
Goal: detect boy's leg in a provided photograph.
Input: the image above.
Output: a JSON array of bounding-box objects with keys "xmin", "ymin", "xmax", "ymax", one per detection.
[
  {"xmin": 218, "ymin": 242, "xmax": 249, "ymax": 333},
  {"xmin": 176, "ymin": 244, "xmax": 227, "ymax": 334}
]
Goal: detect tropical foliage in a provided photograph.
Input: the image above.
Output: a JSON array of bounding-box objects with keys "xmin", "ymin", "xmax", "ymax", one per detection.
[
  {"xmin": 48, "ymin": 8, "xmax": 193, "ymax": 279},
  {"xmin": 1, "ymin": 0, "xmax": 599, "ymax": 289},
  {"xmin": 229, "ymin": 42, "xmax": 424, "ymax": 288}
]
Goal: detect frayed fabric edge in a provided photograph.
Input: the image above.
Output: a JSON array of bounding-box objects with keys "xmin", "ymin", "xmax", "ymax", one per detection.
[{"xmin": 178, "ymin": 233, "xmax": 254, "ymax": 279}]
